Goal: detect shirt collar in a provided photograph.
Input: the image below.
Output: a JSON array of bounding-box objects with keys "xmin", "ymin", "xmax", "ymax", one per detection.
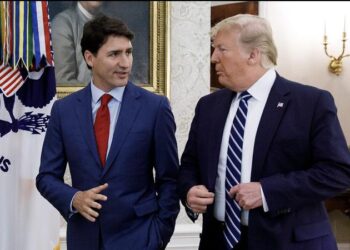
[
  {"xmin": 77, "ymin": 2, "xmax": 95, "ymax": 20},
  {"xmin": 91, "ymin": 81, "xmax": 125, "ymax": 104},
  {"xmin": 244, "ymin": 68, "xmax": 276, "ymax": 101}
]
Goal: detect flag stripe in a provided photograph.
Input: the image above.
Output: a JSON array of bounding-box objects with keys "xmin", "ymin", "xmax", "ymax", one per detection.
[
  {"xmin": 3, "ymin": 72, "xmax": 21, "ymax": 90},
  {"xmin": 0, "ymin": 64, "xmax": 25, "ymax": 97},
  {"xmin": 0, "ymin": 2, "xmax": 4, "ymax": 63},
  {"xmin": 0, "ymin": 65, "xmax": 12, "ymax": 77},
  {"xmin": 14, "ymin": 1, "xmax": 20, "ymax": 67},
  {"xmin": 41, "ymin": 1, "xmax": 52, "ymax": 64},
  {"xmin": 0, "ymin": 66, "xmax": 18, "ymax": 83},
  {"xmin": 23, "ymin": 1, "xmax": 28, "ymax": 65},
  {"xmin": 19, "ymin": 1, "xmax": 24, "ymax": 63},
  {"xmin": 36, "ymin": 2, "xmax": 45, "ymax": 64},
  {"xmin": 6, "ymin": 75, "xmax": 25, "ymax": 96},
  {"xmin": 9, "ymin": 1, "xmax": 13, "ymax": 64},
  {"xmin": 31, "ymin": 1, "xmax": 40, "ymax": 68},
  {"xmin": 27, "ymin": 2, "xmax": 33, "ymax": 67}
]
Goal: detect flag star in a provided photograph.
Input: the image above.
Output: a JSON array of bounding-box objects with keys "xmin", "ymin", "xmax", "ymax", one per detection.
[{"xmin": 277, "ymin": 102, "xmax": 284, "ymax": 108}]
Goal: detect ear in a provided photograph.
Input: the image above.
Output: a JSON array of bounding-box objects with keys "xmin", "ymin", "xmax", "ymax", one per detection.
[
  {"xmin": 247, "ymin": 48, "xmax": 260, "ymax": 65},
  {"xmin": 84, "ymin": 50, "xmax": 94, "ymax": 68}
]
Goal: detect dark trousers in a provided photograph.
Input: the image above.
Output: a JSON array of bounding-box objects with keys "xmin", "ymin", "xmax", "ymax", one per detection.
[
  {"xmin": 233, "ymin": 225, "xmax": 248, "ymax": 250},
  {"xmin": 199, "ymin": 217, "xmax": 248, "ymax": 250}
]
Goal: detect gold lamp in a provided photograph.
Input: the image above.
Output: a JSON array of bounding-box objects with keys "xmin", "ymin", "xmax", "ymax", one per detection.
[{"xmin": 323, "ymin": 18, "xmax": 350, "ymax": 75}]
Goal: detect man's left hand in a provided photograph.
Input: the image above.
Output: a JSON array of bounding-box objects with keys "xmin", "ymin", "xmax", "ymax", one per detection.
[{"xmin": 229, "ymin": 182, "xmax": 262, "ymax": 210}]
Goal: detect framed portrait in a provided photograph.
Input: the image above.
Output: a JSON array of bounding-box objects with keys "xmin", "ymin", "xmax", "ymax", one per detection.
[{"xmin": 48, "ymin": 1, "xmax": 170, "ymax": 98}]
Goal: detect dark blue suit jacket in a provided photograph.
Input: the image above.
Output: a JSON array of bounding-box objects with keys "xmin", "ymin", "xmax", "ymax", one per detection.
[
  {"xmin": 178, "ymin": 74, "xmax": 350, "ymax": 250},
  {"xmin": 37, "ymin": 82, "xmax": 179, "ymax": 250}
]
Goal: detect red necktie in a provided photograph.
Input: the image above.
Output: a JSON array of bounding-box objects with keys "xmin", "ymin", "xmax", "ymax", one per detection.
[{"xmin": 94, "ymin": 94, "xmax": 113, "ymax": 167}]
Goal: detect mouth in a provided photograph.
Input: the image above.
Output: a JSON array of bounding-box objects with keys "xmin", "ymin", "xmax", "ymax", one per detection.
[{"xmin": 114, "ymin": 71, "xmax": 129, "ymax": 78}]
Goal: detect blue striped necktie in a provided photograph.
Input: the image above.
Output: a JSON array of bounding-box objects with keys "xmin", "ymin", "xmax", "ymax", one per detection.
[{"xmin": 224, "ymin": 91, "xmax": 252, "ymax": 249}]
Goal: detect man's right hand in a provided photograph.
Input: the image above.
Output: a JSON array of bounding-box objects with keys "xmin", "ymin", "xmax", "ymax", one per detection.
[
  {"xmin": 187, "ymin": 185, "xmax": 215, "ymax": 213},
  {"xmin": 72, "ymin": 183, "xmax": 108, "ymax": 222}
]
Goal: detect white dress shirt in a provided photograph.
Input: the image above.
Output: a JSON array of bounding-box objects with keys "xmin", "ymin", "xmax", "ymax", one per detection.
[{"xmin": 214, "ymin": 69, "xmax": 276, "ymax": 225}]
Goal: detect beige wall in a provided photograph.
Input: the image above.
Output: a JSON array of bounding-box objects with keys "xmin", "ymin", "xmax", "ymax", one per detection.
[
  {"xmin": 170, "ymin": 1, "xmax": 211, "ymax": 225},
  {"xmin": 260, "ymin": 1, "xmax": 350, "ymax": 144}
]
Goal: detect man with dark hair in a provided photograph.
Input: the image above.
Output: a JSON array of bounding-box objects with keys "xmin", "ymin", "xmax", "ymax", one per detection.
[{"xmin": 37, "ymin": 15, "xmax": 179, "ymax": 249}]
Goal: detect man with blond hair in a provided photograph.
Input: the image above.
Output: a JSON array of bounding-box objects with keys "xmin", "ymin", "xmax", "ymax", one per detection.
[{"xmin": 178, "ymin": 14, "xmax": 350, "ymax": 250}]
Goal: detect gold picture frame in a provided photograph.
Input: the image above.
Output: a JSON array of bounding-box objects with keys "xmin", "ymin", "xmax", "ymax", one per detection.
[{"xmin": 56, "ymin": 2, "xmax": 170, "ymax": 98}]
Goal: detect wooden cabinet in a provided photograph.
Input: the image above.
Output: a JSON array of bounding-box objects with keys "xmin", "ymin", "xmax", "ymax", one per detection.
[{"xmin": 326, "ymin": 190, "xmax": 350, "ymax": 217}]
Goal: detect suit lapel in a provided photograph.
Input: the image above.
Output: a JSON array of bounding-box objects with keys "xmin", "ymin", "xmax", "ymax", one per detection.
[
  {"xmin": 102, "ymin": 83, "xmax": 141, "ymax": 176},
  {"xmin": 75, "ymin": 84, "xmax": 101, "ymax": 167},
  {"xmin": 207, "ymin": 89, "xmax": 235, "ymax": 190},
  {"xmin": 251, "ymin": 75, "xmax": 290, "ymax": 181}
]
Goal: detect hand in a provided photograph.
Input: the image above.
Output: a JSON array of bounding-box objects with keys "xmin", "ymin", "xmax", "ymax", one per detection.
[
  {"xmin": 187, "ymin": 185, "xmax": 215, "ymax": 213},
  {"xmin": 73, "ymin": 183, "xmax": 108, "ymax": 222},
  {"xmin": 229, "ymin": 182, "xmax": 262, "ymax": 210}
]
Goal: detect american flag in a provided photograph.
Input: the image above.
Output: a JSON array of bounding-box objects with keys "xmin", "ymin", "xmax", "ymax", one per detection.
[{"xmin": 0, "ymin": 64, "xmax": 26, "ymax": 97}]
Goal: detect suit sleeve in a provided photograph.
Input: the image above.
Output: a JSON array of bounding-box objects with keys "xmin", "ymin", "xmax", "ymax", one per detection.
[
  {"xmin": 36, "ymin": 101, "xmax": 79, "ymax": 220},
  {"xmin": 51, "ymin": 12, "xmax": 80, "ymax": 85},
  {"xmin": 260, "ymin": 90, "xmax": 350, "ymax": 213},
  {"xmin": 153, "ymin": 97, "xmax": 180, "ymax": 244},
  {"xmin": 177, "ymin": 99, "xmax": 203, "ymax": 221}
]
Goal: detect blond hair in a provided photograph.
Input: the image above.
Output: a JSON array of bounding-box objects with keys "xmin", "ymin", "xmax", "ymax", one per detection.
[{"xmin": 211, "ymin": 14, "xmax": 277, "ymax": 69}]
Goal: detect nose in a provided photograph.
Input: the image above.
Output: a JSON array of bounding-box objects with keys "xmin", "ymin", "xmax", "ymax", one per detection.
[
  {"xmin": 211, "ymin": 48, "xmax": 219, "ymax": 64},
  {"xmin": 119, "ymin": 53, "xmax": 132, "ymax": 68}
]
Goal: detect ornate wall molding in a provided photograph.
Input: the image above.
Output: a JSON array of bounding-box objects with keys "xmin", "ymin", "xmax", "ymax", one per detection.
[{"xmin": 170, "ymin": 1, "xmax": 211, "ymax": 226}]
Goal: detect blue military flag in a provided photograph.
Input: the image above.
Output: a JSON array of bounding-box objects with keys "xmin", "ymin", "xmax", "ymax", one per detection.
[{"xmin": 0, "ymin": 1, "xmax": 60, "ymax": 250}]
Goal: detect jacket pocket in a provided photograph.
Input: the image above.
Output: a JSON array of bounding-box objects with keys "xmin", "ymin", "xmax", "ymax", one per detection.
[
  {"xmin": 134, "ymin": 197, "xmax": 158, "ymax": 217},
  {"xmin": 294, "ymin": 220, "xmax": 332, "ymax": 241}
]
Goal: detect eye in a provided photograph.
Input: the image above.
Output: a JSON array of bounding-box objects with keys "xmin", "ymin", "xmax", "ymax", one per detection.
[
  {"xmin": 218, "ymin": 47, "xmax": 228, "ymax": 53},
  {"xmin": 109, "ymin": 51, "xmax": 121, "ymax": 57}
]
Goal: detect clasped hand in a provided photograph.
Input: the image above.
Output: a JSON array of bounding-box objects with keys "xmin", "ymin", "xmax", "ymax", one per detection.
[
  {"xmin": 186, "ymin": 182, "xmax": 263, "ymax": 213},
  {"xmin": 187, "ymin": 185, "xmax": 215, "ymax": 213},
  {"xmin": 72, "ymin": 183, "xmax": 108, "ymax": 222},
  {"xmin": 229, "ymin": 182, "xmax": 263, "ymax": 210}
]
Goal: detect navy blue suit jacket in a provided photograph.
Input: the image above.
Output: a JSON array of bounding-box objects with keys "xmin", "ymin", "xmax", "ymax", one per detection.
[
  {"xmin": 178, "ymin": 74, "xmax": 350, "ymax": 250},
  {"xmin": 37, "ymin": 82, "xmax": 179, "ymax": 250}
]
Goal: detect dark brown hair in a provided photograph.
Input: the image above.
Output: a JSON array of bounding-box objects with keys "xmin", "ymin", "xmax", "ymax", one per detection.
[{"xmin": 81, "ymin": 15, "xmax": 134, "ymax": 68}]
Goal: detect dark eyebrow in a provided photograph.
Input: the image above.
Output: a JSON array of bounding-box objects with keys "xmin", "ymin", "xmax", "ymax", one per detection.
[
  {"xmin": 108, "ymin": 50, "xmax": 122, "ymax": 54},
  {"xmin": 108, "ymin": 47, "xmax": 133, "ymax": 54}
]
